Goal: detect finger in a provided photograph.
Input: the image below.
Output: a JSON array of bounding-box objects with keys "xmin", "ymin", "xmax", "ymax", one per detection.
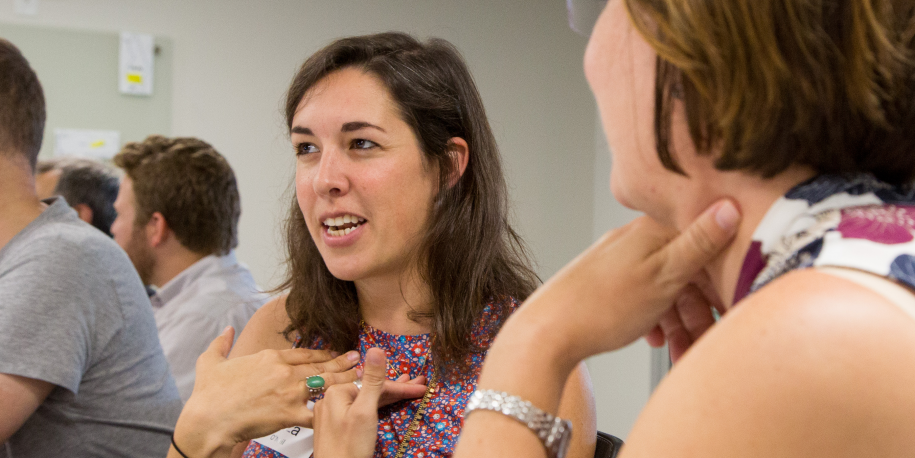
[
  {"xmin": 321, "ymin": 383, "xmax": 360, "ymax": 413},
  {"xmin": 277, "ymin": 348, "xmax": 350, "ymax": 365},
  {"xmin": 395, "ymin": 374, "xmax": 410, "ymax": 383},
  {"xmin": 644, "ymin": 325, "xmax": 666, "ymax": 347},
  {"xmin": 378, "ymin": 380, "xmax": 428, "ymax": 407},
  {"xmin": 676, "ymin": 284, "xmax": 716, "ymax": 342},
  {"xmin": 656, "ymin": 200, "xmax": 741, "ymax": 286},
  {"xmin": 657, "ymin": 306, "xmax": 691, "ymax": 363},
  {"xmin": 351, "ymin": 348, "xmax": 387, "ymax": 412},
  {"xmin": 313, "ymin": 368, "xmax": 360, "ymax": 387},
  {"xmin": 196, "ymin": 326, "xmax": 235, "ymax": 369},
  {"xmin": 290, "ymin": 351, "xmax": 361, "ymax": 378}
]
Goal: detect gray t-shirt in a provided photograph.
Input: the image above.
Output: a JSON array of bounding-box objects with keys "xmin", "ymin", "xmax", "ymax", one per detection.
[{"xmin": 0, "ymin": 199, "xmax": 183, "ymax": 457}]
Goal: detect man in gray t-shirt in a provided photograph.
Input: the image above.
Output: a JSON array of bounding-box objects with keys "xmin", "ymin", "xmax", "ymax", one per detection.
[{"xmin": 0, "ymin": 38, "xmax": 182, "ymax": 457}]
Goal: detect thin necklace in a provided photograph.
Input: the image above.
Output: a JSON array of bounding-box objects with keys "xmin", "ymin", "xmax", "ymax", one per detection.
[{"xmin": 360, "ymin": 320, "xmax": 437, "ymax": 458}]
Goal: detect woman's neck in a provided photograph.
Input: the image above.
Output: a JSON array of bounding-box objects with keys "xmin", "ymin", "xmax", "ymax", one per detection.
[
  {"xmin": 703, "ymin": 167, "xmax": 816, "ymax": 308},
  {"xmin": 355, "ymin": 266, "xmax": 433, "ymax": 336}
]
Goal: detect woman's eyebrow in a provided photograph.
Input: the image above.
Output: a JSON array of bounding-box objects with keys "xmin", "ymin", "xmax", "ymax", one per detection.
[
  {"xmin": 291, "ymin": 126, "xmax": 313, "ymax": 135},
  {"xmin": 341, "ymin": 121, "xmax": 386, "ymax": 133}
]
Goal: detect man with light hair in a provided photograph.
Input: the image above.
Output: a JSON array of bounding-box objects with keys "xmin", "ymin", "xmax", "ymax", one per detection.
[
  {"xmin": 35, "ymin": 157, "xmax": 120, "ymax": 236},
  {"xmin": 0, "ymin": 38, "xmax": 181, "ymax": 457},
  {"xmin": 112, "ymin": 135, "xmax": 268, "ymax": 401}
]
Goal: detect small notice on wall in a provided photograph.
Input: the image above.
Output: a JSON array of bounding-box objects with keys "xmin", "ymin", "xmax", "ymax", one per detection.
[
  {"xmin": 14, "ymin": 0, "xmax": 39, "ymax": 16},
  {"xmin": 54, "ymin": 129, "xmax": 121, "ymax": 160},
  {"xmin": 119, "ymin": 32, "xmax": 154, "ymax": 96}
]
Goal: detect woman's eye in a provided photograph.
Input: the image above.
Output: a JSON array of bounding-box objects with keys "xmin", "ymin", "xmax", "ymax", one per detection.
[
  {"xmin": 352, "ymin": 139, "xmax": 378, "ymax": 150},
  {"xmin": 296, "ymin": 143, "xmax": 319, "ymax": 155}
]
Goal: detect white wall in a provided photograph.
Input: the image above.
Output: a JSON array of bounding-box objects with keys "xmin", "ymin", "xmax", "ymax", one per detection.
[
  {"xmin": 0, "ymin": 0, "xmax": 596, "ymax": 285},
  {"xmin": 1, "ymin": 0, "xmax": 651, "ymax": 439},
  {"xmin": 586, "ymin": 114, "xmax": 652, "ymax": 438}
]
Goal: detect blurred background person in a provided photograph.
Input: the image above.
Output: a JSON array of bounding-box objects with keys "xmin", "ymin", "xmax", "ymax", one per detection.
[
  {"xmin": 0, "ymin": 38, "xmax": 181, "ymax": 458},
  {"xmin": 111, "ymin": 135, "xmax": 268, "ymax": 402},
  {"xmin": 34, "ymin": 157, "xmax": 119, "ymax": 236}
]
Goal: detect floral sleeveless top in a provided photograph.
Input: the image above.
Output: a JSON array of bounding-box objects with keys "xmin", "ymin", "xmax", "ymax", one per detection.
[
  {"xmin": 734, "ymin": 174, "xmax": 915, "ymax": 303},
  {"xmin": 242, "ymin": 297, "xmax": 519, "ymax": 458}
]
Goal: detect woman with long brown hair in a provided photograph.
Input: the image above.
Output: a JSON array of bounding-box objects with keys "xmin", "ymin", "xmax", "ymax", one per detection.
[
  {"xmin": 167, "ymin": 33, "xmax": 595, "ymax": 458},
  {"xmin": 313, "ymin": 0, "xmax": 915, "ymax": 457}
]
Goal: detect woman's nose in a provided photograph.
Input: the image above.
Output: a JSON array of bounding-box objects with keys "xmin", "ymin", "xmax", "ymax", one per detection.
[{"xmin": 313, "ymin": 149, "xmax": 349, "ymax": 197}]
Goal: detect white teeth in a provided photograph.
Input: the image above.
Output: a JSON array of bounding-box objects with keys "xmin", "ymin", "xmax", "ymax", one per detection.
[{"xmin": 323, "ymin": 214, "xmax": 366, "ymax": 236}]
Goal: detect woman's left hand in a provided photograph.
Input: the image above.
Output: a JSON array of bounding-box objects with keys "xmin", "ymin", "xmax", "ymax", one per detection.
[{"xmin": 313, "ymin": 347, "xmax": 390, "ymax": 458}]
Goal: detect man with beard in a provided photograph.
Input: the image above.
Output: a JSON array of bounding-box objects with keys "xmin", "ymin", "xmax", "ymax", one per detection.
[
  {"xmin": 111, "ymin": 135, "xmax": 267, "ymax": 402},
  {"xmin": 0, "ymin": 39, "xmax": 182, "ymax": 457}
]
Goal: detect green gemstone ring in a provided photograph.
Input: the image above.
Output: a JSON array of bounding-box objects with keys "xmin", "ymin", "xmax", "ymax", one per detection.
[{"xmin": 306, "ymin": 375, "xmax": 326, "ymax": 398}]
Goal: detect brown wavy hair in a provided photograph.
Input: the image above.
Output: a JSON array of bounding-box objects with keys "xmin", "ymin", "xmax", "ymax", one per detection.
[
  {"xmin": 114, "ymin": 135, "xmax": 241, "ymax": 255},
  {"xmin": 624, "ymin": 0, "xmax": 915, "ymax": 184},
  {"xmin": 278, "ymin": 32, "xmax": 539, "ymax": 373}
]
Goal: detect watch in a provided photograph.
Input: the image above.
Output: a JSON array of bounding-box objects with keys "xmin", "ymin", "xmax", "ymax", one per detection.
[{"xmin": 464, "ymin": 390, "xmax": 573, "ymax": 458}]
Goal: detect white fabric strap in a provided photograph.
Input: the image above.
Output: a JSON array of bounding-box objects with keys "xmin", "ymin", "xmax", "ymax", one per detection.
[{"xmin": 817, "ymin": 267, "xmax": 915, "ymax": 322}]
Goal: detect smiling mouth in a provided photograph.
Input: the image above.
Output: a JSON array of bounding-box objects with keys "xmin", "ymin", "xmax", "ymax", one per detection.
[{"xmin": 323, "ymin": 214, "xmax": 367, "ymax": 237}]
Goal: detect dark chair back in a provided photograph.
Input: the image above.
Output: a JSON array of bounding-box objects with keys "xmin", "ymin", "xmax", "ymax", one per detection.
[{"xmin": 594, "ymin": 431, "xmax": 624, "ymax": 458}]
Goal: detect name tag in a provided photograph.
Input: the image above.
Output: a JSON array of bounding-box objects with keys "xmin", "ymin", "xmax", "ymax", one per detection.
[{"xmin": 251, "ymin": 426, "xmax": 314, "ymax": 457}]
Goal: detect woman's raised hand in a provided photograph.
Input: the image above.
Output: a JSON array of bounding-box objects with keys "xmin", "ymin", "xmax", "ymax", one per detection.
[
  {"xmin": 170, "ymin": 329, "xmax": 430, "ymax": 458},
  {"xmin": 313, "ymin": 347, "xmax": 392, "ymax": 458},
  {"xmin": 495, "ymin": 200, "xmax": 741, "ymax": 372},
  {"xmin": 171, "ymin": 327, "xmax": 359, "ymax": 456}
]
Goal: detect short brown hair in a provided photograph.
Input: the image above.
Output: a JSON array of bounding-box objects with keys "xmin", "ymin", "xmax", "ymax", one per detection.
[
  {"xmin": 280, "ymin": 32, "xmax": 539, "ymax": 374},
  {"xmin": 0, "ymin": 39, "xmax": 45, "ymax": 169},
  {"xmin": 625, "ymin": 0, "xmax": 915, "ymax": 184},
  {"xmin": 114, "ymin": 135, "xmax": 240, "ymax": 255}
]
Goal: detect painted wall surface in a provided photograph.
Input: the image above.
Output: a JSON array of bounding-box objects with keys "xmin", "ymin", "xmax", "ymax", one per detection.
[
  {"xmin": 0, "ymin": 0, "xmax": 595, "ymax": 286},
  {"xmin": 587, "ymin": 114, "xmax": 651, "ymax": 438},
  {"xmin": 0, "ymin": 0, "xmax": 651, "ymax": 438}
]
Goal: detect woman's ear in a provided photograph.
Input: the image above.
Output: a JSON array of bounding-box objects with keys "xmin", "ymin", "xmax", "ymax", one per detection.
[{"xmin": 447, "ymin": 137, "xmax": 470, "ymax": 187}]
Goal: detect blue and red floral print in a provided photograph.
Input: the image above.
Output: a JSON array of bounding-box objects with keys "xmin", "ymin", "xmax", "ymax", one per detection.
[{"xmin": 735, "ymin": 174, "xmax": 915, "ymax": 303}]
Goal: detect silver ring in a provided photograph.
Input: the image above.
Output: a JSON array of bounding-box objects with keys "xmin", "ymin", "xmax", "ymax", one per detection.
[{"xmin": 353, "ymin": 379, "xmax": 362, "ymax": 390}]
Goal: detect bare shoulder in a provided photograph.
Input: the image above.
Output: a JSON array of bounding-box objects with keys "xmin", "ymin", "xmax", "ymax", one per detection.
[
  {"xmin": 622, "ymin": 269, "xmax": 915, "ymax": 458},
  {"xmin": 229, "ymin": 294, "xmax": 294, "ymax": 358}
]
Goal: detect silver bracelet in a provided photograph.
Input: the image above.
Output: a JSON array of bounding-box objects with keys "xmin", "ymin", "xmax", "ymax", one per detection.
[{"xmin": 464, "ymin": 389, "xmax": 572, "ymax": 458}]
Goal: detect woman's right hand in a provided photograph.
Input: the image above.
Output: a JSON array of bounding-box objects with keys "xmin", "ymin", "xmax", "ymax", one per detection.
[
  {"xmin": 490, "ymin": 199, "xmax": 741, "ymax": 377},
  {"xmin": 169, "ymin": 328, "xmax": 427, "ymax": 458}
]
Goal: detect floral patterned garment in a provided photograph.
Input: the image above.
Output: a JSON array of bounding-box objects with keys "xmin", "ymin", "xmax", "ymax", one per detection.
[
  {"xmin": 734, "ymin": 173, "xmax": 915, "ymax": 304},
  {"xmin": 242, "ymin": 297, "xmax": 519, "ymax": 458}
]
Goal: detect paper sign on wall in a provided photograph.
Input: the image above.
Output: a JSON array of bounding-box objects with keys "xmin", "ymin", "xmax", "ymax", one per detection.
[
  {"xmin": 119, "ymin": 32, "xmax": 154, "ymax": 96},
  {"xmin": 54, "ymin": 129, "xmax": 121, "ymax": 160},
  {"xmin": 14, "ymin": 0, "xmax": 39, "ymax": 16}
]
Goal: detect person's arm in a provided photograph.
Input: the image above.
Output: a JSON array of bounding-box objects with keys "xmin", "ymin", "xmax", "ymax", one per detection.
[
  {"xmin": 557, "ymin": 363, "xmax": 596, "ymax": 458},
  {"xmin": 228, "ymin": 295, "xmax": 295, "ymax": 359},
  {"xmin": 454, "ymin": 200, "xmax": 740, "ymax": 458},
  {"xmin": 622, "ymin": 269, "xmax": 915, "ymax": 457},
  {"xmin": 226, "ymin": 295, "xmax": 298, "ymax": 458},
  {"xmin": 0, "ymin": 374, "xmax": 54, "ymax": 442}
]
